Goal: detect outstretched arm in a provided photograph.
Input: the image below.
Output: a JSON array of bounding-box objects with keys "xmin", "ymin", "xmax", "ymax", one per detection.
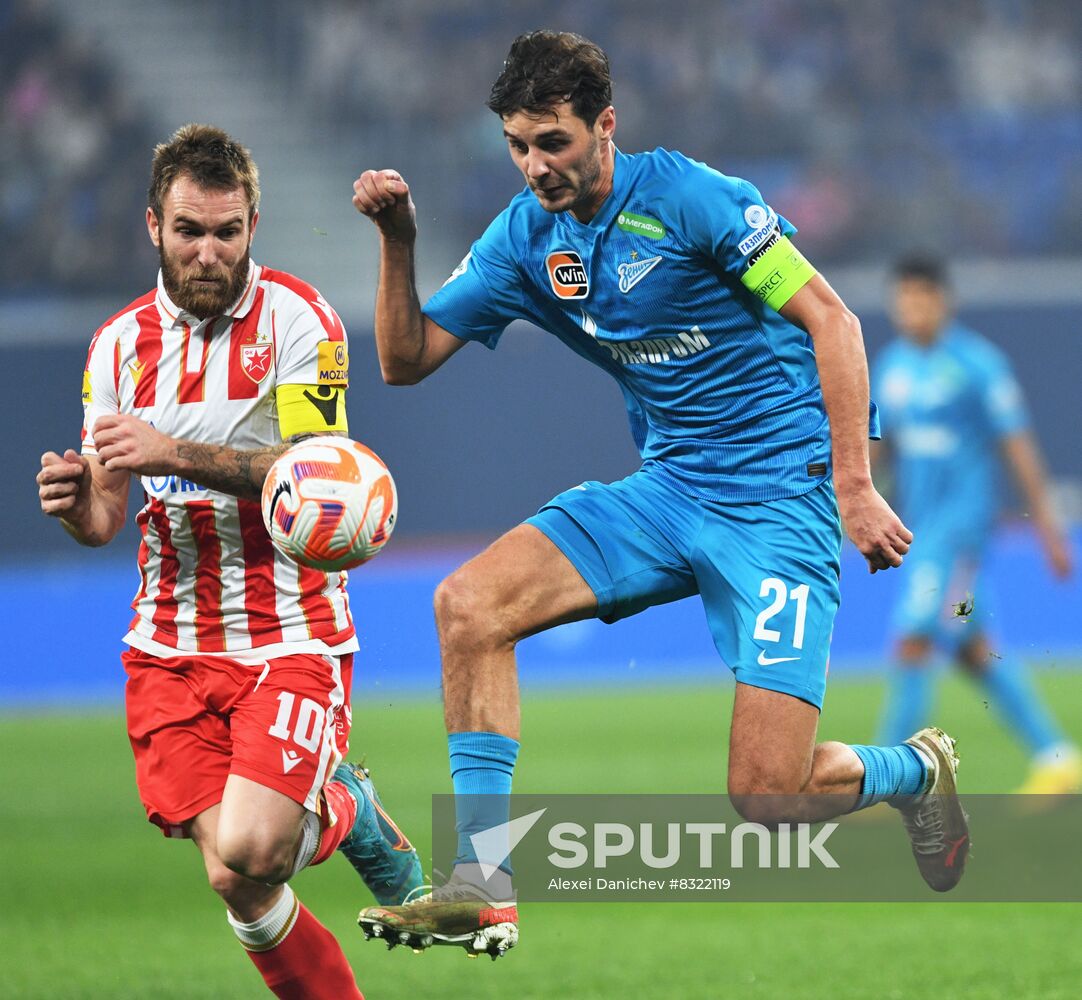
[
  {"xmin": 780, "ymin": 274, "xmax": 913, "ymax": 573},
  {"xmin": 1001, "ymin": 431, "xmax": 1073, "ymax": 578},
  {"xmin": 352, "ymin": 169, "xmax": 466, "ymax": 384}
]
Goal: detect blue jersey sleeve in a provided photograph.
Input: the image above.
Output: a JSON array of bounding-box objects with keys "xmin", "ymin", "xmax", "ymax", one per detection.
[
  {"xmin": 979, "ymin": 350, "xmax": 1028, "ymax": 437},
  {"xmin": 666, "ymin": 158, "xmax": 796, "ymax": 280},
  {"xmin": 422, "ymin": 214, "xmax": 526, "ymax": 350}
]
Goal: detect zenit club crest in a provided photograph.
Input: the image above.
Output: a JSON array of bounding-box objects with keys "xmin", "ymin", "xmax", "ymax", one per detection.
[{"xmin": 546, "ymin": 251, "xmax": 590, "ymax": 299}]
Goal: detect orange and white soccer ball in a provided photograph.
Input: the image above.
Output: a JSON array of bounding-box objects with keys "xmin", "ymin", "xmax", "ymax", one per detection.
[{"xmin": 261, "ymin": 437, "xmax": 398, "ymax": 571}]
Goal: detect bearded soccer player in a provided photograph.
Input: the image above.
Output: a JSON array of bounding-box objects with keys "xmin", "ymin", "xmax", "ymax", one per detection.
[
  {"xmin": 352, "ymin": 32, "xmax": 968, "ymax": 957},
  {"xmin": 37, "ymin": 124, "xmax": 422, "ymax": 999},
  {"xmin": 873, "ymin": 256, "xmax": 1079, "ymax": 792}
]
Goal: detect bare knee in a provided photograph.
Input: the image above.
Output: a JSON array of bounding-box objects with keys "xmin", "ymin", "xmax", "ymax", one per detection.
[
  {"xmin": 727, "ymin": 768, "xmax": 807, "ymax": 828},
  {"xmin": 204, "ymin": 856, "xmax": 285, "ymax": 921},
  {"xmin": 434, "ymin": 567, "xmax": 512, "ymax": 652},
  {"xmin": 205, "ymin": 856, "xmax": 253, "ymax": 903},
  {"xmin": 216, "ymin": 830, "xmax": 295, "ymax": 885}
]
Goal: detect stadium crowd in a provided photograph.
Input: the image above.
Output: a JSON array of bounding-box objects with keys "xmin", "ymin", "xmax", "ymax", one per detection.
[
  {"xmin": 4, "ymin": 0, "xmax": 1081, "ymax": 295},
  {"xmin": 288, "ymin": 0, "xmax": 1082, "ymax": 263},
  {"xmin": 1, "ymin": 0, "xmax": 157, "ymax": 295}
]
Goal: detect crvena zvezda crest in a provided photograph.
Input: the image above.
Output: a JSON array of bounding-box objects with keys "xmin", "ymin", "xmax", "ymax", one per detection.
[{"xmin": 241, "ymin": 343, "xmax": 273, "ymax": 383}]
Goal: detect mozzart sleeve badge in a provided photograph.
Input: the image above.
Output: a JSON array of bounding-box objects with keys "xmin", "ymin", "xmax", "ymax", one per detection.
[{"xmin": 272, "ymin": 283, "xmax": 350, "ymax": 440}]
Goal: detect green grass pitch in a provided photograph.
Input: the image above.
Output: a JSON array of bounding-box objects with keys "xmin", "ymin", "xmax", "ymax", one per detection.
[{"xmin": 3, "ymin": 668, "xmax": 1081, "ymax": 999}]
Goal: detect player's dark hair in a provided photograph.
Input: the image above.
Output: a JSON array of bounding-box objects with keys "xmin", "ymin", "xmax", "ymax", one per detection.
[
  {"xmin": 488, "ymin": 30, "xmax": 612, "ymax": 126},
  {"xmin": 149, "ymin": 123, "xmax": 260, "ymax": 222},
  {"xmin": 893, "ymin": 255, "xmax": 949, "ymax": 288}
]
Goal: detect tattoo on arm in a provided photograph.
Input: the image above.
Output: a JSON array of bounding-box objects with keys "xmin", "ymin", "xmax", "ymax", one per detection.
[
  {"xmin": 173, "ymin": 432, "xmax": 349, "ymax": 501},
  {"xmin": 174, "ymin": 441, "xmax": 290, "ymax": 501}
]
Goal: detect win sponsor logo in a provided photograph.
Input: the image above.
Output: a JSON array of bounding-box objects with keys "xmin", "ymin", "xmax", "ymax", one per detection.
[{"xmin": 546, "ymin": 251, "xmax": 590, "ymax": 299}]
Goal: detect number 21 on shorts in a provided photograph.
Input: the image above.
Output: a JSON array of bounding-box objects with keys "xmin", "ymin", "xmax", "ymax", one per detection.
[{"xmin": 753, "ymin": 577, "xmax": 810, "ymax": 650}]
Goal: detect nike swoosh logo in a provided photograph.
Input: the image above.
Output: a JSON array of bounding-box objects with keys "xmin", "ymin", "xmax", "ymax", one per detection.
[
  {"xmin": 757, "ymin": 650, "xmax": 799, "ymax": 666},
  {"xmin": 303, "ymin": 386, "xmax": 339, "ymax": 426}
]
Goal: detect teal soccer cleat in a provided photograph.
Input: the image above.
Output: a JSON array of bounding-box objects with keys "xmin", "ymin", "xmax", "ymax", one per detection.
[{"xmin": 332, "ymin": 762, "xmax": 424, "ymax": 905}]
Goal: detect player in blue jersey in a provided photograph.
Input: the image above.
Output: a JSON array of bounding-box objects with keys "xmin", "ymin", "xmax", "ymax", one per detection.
[
  {"xmin": 873, "ymin": 256, "xmax": 1079, "ymax": 793},
  {"xmin": 351, "ymin": 32, "xmax": 968, "ymax": 956}
]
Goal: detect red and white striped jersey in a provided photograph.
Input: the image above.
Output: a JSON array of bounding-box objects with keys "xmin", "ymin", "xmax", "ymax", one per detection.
[{"xmin": 81, "ymin": 261, "xmax": 359, "ymax": 659}]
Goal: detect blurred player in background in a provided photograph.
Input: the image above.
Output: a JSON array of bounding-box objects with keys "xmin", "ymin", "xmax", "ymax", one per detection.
[
  {"xmin": 873, "ymin": 256, "xmax": 1079, "ymax": 793},
  {"xmin": 352, "ymin": 31, "xmax": 970, "ymax": 958},
  {"xmin": 36, "ymin": 124, "xmax": 421, "ymax": 999}
]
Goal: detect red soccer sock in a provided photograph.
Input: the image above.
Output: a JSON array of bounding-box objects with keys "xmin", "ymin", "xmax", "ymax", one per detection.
[
  {"xmin": 231, "ymin": 886, "xmax": 363, "ymax": 1000},
  {"xmin": 310, "ymin": 777, "xmax": 358, "ymax": 866}
]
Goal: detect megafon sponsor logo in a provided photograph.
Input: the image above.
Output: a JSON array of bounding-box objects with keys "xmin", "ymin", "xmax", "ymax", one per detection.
[{"xmin": 546, "ymin": 251, "xmax": 590, "ymax": 299}]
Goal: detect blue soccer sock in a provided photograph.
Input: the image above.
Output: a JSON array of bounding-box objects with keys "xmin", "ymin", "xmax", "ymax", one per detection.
[
  {"xmin": 877, "ymin": 655, "xmax": 936, "ymax": 747},
  {"xmin": 977, "ymin": 655, "xmax": 1065, "ymax": 755},
  {"xmin": 448, "ymin": 731, "xmax": 520, "ymax": 873},
  {"xmin": 849, "ymin": 743, "xmax": 929, "ymax": 811}
]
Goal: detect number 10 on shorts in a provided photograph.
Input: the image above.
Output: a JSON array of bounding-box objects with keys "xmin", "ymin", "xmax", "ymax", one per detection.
[
  {"xmin": 753, "ymin": 577, "xmax": 810, "ymax": 649},
  {"xmin": 268, "ymin": 691, "xmax": 327, "ymax": 753}
]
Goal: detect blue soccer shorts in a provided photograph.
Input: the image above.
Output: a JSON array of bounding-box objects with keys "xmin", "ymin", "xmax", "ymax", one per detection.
[
  {"xmin": 891, "ymin": 541, "xmax": 990, "ymax": 648},
  {"xmin": 525, "ymin": 466, "xmax": 842, "ymax": 708}
]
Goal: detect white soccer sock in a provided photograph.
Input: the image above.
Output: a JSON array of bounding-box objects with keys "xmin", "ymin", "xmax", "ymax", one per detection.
[
  {"xmin": 287, "ymin": 810, "xmax": 322, "ymax": 878},
  {"xmin": 227, "ymin": 884, "xmax": 299, "ymax": 952}
]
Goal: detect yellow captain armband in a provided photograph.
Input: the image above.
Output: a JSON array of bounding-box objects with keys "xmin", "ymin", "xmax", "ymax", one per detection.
[
  {"xmin": 739, "ymin": 236, "xmax": 817, "ymax": 312},
  {"xmin": 276, "ymin": 383, "xmax": 349, "ymax": 439}
]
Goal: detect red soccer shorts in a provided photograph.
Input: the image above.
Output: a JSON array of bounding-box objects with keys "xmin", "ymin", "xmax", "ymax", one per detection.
[{"xmin": 122, "ymin": 648, "xmax": 353, "ymax": 837}]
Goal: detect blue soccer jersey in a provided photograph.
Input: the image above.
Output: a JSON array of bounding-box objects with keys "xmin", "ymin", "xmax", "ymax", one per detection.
[
  {"xmin": 873, "ymin": 323, "xmax": 1028, "ymax": 550},
  {"xmin": 424, "ymin": 147, "xmax": 879, "ymax": 504}
]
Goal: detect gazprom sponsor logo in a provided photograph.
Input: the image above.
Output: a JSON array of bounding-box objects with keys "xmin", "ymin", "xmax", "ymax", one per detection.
[
  {"xmin": 601, "ymin": 327, "xmax": 710, "ymax": 366},
  {"xmin": 616, "ymin": 211, "xmax": 666, "ymax": 240},
  {"xmin": 738, "ymin": 208, "xmax": 779, "ymax": 256}
]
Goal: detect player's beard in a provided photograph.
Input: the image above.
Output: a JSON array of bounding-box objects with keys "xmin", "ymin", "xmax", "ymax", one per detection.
[
  {"xmin": 571, "ymin": 139, "xmax": 603, "ymax": 209},
  {"xmin": 537, "ymin": 138, "xmax": 604, "ymax": 217},
  {"xmin": 528, "ymin": 136, "xmax": 605, "ymax": 215},
  {"xmin": 159, "ymin": 242, "xmax": 252, "ymax": 320}
]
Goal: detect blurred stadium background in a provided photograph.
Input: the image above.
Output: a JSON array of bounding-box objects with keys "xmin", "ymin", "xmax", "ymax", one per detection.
[{"xmin": 2, "ymin": 1, "xmax": 1081, "ymax": 997}]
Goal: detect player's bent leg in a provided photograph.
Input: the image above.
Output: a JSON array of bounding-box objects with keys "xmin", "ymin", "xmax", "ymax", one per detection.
[
  {"xmin": 189, "ymin": 806, "xmax": 364, "ymax": 1000},
  {"xmin": 727, "ymin": 682, "xmax": 865, "ymax": 825},
  {"xmin": 215, "ymin": 775, "xmax": 309, "ymax": 885},
  {"xmin": 435, "ymin": 522, "xmax": 600, "ymax": 737},
  {"xmin": 728, "ymin": 683, "xmax": 968, "ymax": 890}
]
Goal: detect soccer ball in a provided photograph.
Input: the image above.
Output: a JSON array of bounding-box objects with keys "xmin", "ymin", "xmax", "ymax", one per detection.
[{"xmin": 261, "ymin": 437, "xmax": 398, "ymax": 571}]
